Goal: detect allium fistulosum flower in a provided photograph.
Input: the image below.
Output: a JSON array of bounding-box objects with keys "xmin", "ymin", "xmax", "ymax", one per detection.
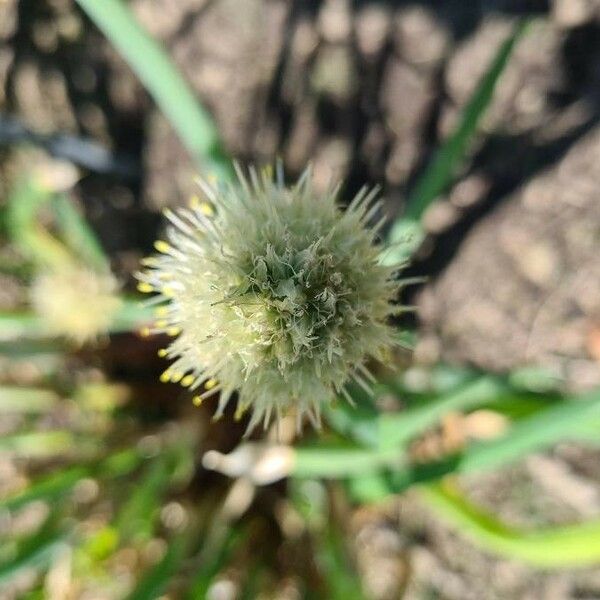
[
  {"xmin": 31, "ymin": 265, "xmax": 121, "ymax": 344},
  {"xmin": 138, "ymin": 165, "xmax": 403, "ymax": 431}
]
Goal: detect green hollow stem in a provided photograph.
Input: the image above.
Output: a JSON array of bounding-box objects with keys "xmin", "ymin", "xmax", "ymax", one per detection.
[{"xmin": 421, "ymin": 482, "xmax": 600, "ymax": 568}]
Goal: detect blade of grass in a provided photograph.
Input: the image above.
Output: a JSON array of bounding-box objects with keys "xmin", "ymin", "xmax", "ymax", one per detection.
[
  {"xmin": 508, "ymin": 365, "xmax": 563, "ymax": 393},
  {"xmin": 295, "ymin": 388, "xmax": 600, "ymax": 481},
  {"xmin": 115, "ymin": 453, "xmax": 178, "ymax": 543},
  {"xmin": 316, "ymin": 524, "xmax": 367, "ymax": 600},
  {"xmin": 385, "ymin": 20, "xmax": 528, "ymax": 263},
  {"xmin": 0, "ymin": 312, "xmax": 44, "ymax": 341},
  {"xmin": 238, "ymin": 564, "xmax": 268, "ymax": 600},
  {"xmin": 327, "ymin": 373, "xmax": 499, "ymax": 448},
  {"xmin": 389, "ymin": 388, "xmax": 600, "ymax": 491},
  {"xmin": 0, "ymin": 338, "xmax": 63, "ymax": 355},
  {"xmin": 0, "ymin": 536, "xmax": 67, "ymax": 588},
  {"xmin": 7, "ymin": 173, "xmax": 110, "ymax": 273},
  {"xmin": 0, "ymin": 514, "xmax": 68, "ymax": 587},
  {"xmin": 346, "ymin": 472, "xmax": 392, "ymax": 504},
  {"xmin": 51, "ymin": 194, "xmax": 109, "ymax": 271},
  {"xmin": 485, "ymin": 393, "xmax": 561, "ymax": 421},
  {"xmin": 378, "ymin": 375, "xmax": 509, "ymax": 449},
  {"xmin": 75, "ymin": 0, "xmax": 232, "ymax": 180},
  {"xmin": 1, "ymin": 448, "xmax": 142, "ymax": 512},
  {"xmin": 405, "ymin": 20, "xmax": 527, "ymax": 219},
  {"xmin": 78, "ymin": 526, "xmax": 120, "ymax": 564},
  {"xmin": 459, "ymin": 389, "xmax": 600, "ymax": 473},
  {"xmin": 0, "ymin": 431, "xmax": 73, "ymax": 458},
  {"xmin": 95, "ymin": 449, "xmax": 143, "ymax": 479},
  {"xmin": 1, "ymin": 466, "xmax": 89, "ymax": 513},
  {"xmin": 421, "ymin": 481, "xmax": 600, "ymax": 568},
  {"xmin": 296, "ymin": 376, "xmax": 508, "ymax": 479},
  {"xmin": 325, "ymin": 382, "xmax": 380, "ymax": 447},
  {"xmin": 126, "ymin": 532, "xmax": 191, "ymax": 600},
  {"xmin": 185, "ymin": 526, "xmax": 246, "ymax": 600},
  {"xmin": 294, "ymin": 445, "xmax": 403, "ymax": 479},
  {"xmin": 6, "ymin": 177, "xmax": 73, "ymax": 268},
  {"xmin": 326, "ymin": 374, "xmax": 511, "ymax": 454}
]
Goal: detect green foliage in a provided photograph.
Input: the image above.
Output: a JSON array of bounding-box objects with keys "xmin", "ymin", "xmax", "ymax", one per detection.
[
  {"xmin": 75, "ymin": 0, "xmax": 232, "ymax": 181},
  {"xmin": 456, "ymin": 388, "xmax": 600, "ymax": 475},
  {"xmin": 384, "ymin": 20, "xmax": 528, "ymax": 263},
  {"xmin": 6, "ymin": 176, "xmax": 74, "ymax": 268},
  {"xmin": 126, "ymin": 533, "xmax": 192, "ymax": 600},
  {"xmin": 3, "ymin": 172, "xmax": 152, "ymax": 340},
  {"xmin": 1, "ymin": 466, "xmax": 89, "ymax": 513},
  {"xmin": 6, "ymin": 172, "xmax": 108, "ymax": 271},
  {"xmin": 0, "ymin": 448, "xmax": 141, "ymax": 513},
  {"xmin": 315, "ymin": 525, "xmax": 366, "ymax": 600},
  {"xmin": 378, "ymin": 376, "xmax": 508, "ymax": 449},
  {"xmin": 51, "ymin": 193, "xmax": 110, "ymax": 271},
  {"xmin": 185, "ymin": 527, "xmax": 246, "ymax": 599},
  {"xmin": 295, "ymin": 375, "xmax": 600, "ymax": 483},
  {"xmin": 421, "ymin": 482, "xmax": 600, "ymax": 568},
  {"xmin": 292, "ymin": 374, "xmax": 600, "ymax": 567},
  {"xmin": 0, "ymin": 430, "xmax": 73, "ymax": 458},
  {"xmin": 0, "ymin": 518, "xmax": 67, "ymax": 587},
  {"xmin": 109, "ymin": 298, "xmax": 156, "ymax": 334},
  {"xmin": 0, "ymin": 386, "xmax": 57, "ymax": 413},
  {"xmin": 115, "ymin": 451, "xmax": 185, "ymax": 543}
]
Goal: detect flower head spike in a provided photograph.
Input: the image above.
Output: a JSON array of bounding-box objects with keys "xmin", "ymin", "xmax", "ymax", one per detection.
[{"xmin": 138, "ymin": 165, "xmax": 402, "ymax": 432}]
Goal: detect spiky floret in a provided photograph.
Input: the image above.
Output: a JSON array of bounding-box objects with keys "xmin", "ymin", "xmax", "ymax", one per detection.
[
  {"xmin": 138, "ymin": 165, "xmax": 401, "ymax": 431},
  {"xmin": 30, "ymin": 265, "xmax": 121, "ymax": 345}
]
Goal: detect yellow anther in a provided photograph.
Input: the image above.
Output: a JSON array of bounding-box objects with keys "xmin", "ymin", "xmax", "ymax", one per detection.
[
  {"xmin": 262, "ymin": 165, "xmax": 273, "ymax": 179},
  {"xmin": 167, "ymin": 326, "xmax": 181, "ymax": 337},
  {"xmin": 160, "ymin": 370, "xmax": 172, "ymax": 383},
  {"xmin": 206, "ymin": 173, "xmax": 218, "ymax": 185},
  {"xmin": 137, "ymin": 282, "xmax": 154, "ymax": 294},
  {"xmin": 234, "ymin": 404, "xmax": 247, "ymax": 421},
  {"xmin": 192, "ymin": 396, "xmax": 203, "ymax": 406},
  {"xmin": 181, "ymin": 374, "xmax": 195, "ymax": 387},
  {"xmin": 170, "ymin": 372, "xmax": 183, "ymax": 383},
  {"xmin": 161, "ymin": 286, "xmax": 175, "ymax": 298},
  {"xmin": 141, "ymin": 257, "xmax": 159, "ymax": 267},
  {"xmin": 155, "ymin": 319, "xmax": 168, "ymax": 329},
  {"xmin": 205, "ymin": 378, "xmax": 218, "ymax": 390},
  {"xmin": 139, "ymin": 327, "xmax": 151, "ymax": 338},
  {"xmin": 199, "ymin": 202, "xmax": 214, "ymax": 217},
  {"xmin": 157, "ymin": 348, "xmax": 168, "ymax": 358},
  {"xmin": 154, "ymin": 240, "xmax": 171, "ymax": 254},
  {"xmin": 154, "ymin": 306, "xmax": 169, "ymax": 317}
]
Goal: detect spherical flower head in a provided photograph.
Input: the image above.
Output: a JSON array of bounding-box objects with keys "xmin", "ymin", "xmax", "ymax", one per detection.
[
  {"xmin": 138, "ymin": 165, "xmax": 400, "ymax": 431},
  {"xmin": 30, "ymin": 265, "xmax": 121, "ymax": 344}
]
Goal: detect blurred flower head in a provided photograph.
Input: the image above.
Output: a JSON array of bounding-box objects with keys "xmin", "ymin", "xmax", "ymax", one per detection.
[
  {"xmin": 138, "ymin": 165, "xmax": 401, "ymax": 431},
  {"xmin": 30, "ymin": 265, "xmax": 121, "ymax": 345}
]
